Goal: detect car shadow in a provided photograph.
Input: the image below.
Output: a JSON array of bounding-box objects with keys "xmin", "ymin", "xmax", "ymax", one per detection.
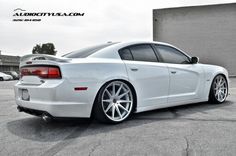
[{"xmin": 7, "ymin": 100, "xmax": 234, "ymax": 143}]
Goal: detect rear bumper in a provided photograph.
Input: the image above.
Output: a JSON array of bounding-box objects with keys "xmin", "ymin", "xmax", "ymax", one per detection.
[
  {"xmin": 14, "ymin": 79, "xmax": 97, "ymax": 118},
  {"xmin": 15, "ymin": 99, "xmax": 91, "ymax": 117},
  {"xmin": 17, "ymin": 106, "xmax": 47, "ymax": 117}
]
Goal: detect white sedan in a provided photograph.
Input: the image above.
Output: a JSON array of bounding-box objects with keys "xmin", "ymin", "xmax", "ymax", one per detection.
[
  {"xmin": 14, "ymin": 41, "xmax": 229, "ymax": 123},
  {"xmin": 0, "ymin": 72, "xmax": 13, "ymax": 81}
]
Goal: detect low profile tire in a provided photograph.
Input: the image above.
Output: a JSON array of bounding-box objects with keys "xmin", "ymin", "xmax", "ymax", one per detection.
[
  {"xmin": 93, "ymin": 80, "xmax": 134, "ymax": 123},
  {"xmin": 0, "ymin": 77, "xmax": 3, "ymax": 81},
  {"xmin": 209, "ymin": 74, "xmax": 228, "ymax": 104}
]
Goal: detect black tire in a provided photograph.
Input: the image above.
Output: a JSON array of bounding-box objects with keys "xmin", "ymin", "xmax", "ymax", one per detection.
[
  {"xmin": 0, "ymin": 77, "xmax": 3, "ymax": 81},
  {"xmin": 209, "ymin": 74, "xmax": 228, "ymax": 104},
  {"xmin": 93, "ymin": 80, "xmax": 134, "ymax": 124}
]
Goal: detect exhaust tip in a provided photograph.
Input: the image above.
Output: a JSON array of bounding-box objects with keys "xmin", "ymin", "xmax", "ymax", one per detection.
[
  {"xmin": 17, "ymin": 106, "xmax": 22, "ymax": 112},
  {"xmin": 42, "ymin": 113, "xmax": 53, "ymax": 122}
]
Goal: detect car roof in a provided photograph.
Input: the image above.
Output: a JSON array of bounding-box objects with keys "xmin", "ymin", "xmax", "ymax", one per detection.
[{"xmin": 88, "ymin": 41, "xmax": 188, "ymax": 59}]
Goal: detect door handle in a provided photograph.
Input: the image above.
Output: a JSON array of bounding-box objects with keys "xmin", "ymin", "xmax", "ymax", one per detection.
[
  {"xmin": 171, "ymin": 71, "xmax": 177, "ymax": 74},
  {"xmin": 130, "ymin": 67, "xmax": 138, "ymax": 71}
]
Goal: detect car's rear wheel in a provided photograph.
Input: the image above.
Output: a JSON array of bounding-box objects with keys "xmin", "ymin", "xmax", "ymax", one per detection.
[
  {"xmin": 0, "ymin": 77, "xmax": 3, "ymax": 81},
  {"xmin": 93, "ymin": 80, "xmax": 134, "ymax": 123},
  {"xmin": 209, "ymin": 74, "xmax": 228, "ymax": 103}
]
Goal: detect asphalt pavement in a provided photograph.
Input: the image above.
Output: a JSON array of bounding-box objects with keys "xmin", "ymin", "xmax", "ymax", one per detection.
[{"xmin": 0, "ymin": 79, "xmax": 236, "ymax": 156}]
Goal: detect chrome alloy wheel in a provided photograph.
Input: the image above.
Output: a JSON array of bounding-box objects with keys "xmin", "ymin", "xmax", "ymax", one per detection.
[
  {"xmin": 101, "ymin": 81, "xmax": 133, "ymax": 122},
  {"xmin": 213, "ymin": 75, "xmax": 228, "ymax": 102}
]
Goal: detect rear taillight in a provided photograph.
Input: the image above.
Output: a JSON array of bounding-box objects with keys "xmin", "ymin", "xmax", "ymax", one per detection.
[{"xmin": 20, "ymin": 66, "xmax": 61, "ymax": 79}]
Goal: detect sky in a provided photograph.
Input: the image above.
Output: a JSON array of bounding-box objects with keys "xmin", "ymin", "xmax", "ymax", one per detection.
[{"xmin": 0, "ymin": 0, "xmax": 236, "ymax": 56}]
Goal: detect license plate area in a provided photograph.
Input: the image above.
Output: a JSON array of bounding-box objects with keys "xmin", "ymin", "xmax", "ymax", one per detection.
[{"xmin": 21, "ymin": 89, "xmax": 30, "ymax": 101}]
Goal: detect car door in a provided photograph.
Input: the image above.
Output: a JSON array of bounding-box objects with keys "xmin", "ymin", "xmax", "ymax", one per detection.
[
  {"xmin": 119, "ymin": 44, "xmax": 169, "ymax": 109},
  {"xmin": 154, "ymin": 44, "xmax": 205, "ymax": 104}
]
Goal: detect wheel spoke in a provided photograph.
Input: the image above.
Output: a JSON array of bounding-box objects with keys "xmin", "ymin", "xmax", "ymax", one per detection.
[
  {"xmin": 218, "ymin": 92, "xmax": 222, "ymax": 100},
  {"xmin": 217, "ymin": 92, "xmax": 220, "ymax": 100},
  {"xmin": 214, "ymin": 81, "xmax": 217, "ymax": 86},
  {"xmin": 105, "ymin": 89, "xmax": 112, "ymax": 98},
  {"xmin": 118, "ymin": 100, "xmax": 131, "ymax": 103},
  {"xmin": 118, "ymin": 90, "xmax": 130, "ymax": 99},
  {"xmin": 112, "ymin": 83, "xmax": 116, "ymax": 96},
  {"xmin": 115, "ymin": 84, "xmax": 123, "ymax": 96},
  {"xmin": 118, "ymin": 103, "xmax": 128, "ymax": 112},
  {"xmin": 220, "ymin": 91, "xmax": 225, "ymax": 98},
  {"xmin": 220, "ymin": 82, "xmax": 226, "ymax": 87},
  {"xmin": 102, "ymin": 99, "xmax": 112, "ymax": 103},
  {"xmin": 105, "ymin": 103, "xmax": 113, "ymax": 112},
  {"xmin": 220, "ymin": 93, "xmax": 224, "ymax": 100},
  {"xmin": 218, "ymin": 78, "xmax": 222, "ymax": 86},
  {"xmin": 112, "ymin": 105, "xmax": 115, "ymax": 119},
  {"xmin": 115, "ymin": 105, "xmax": 122, "ymax": 119}
]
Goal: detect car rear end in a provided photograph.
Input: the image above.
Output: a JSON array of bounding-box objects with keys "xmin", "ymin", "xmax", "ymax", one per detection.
[
  {"xmin": 6, "ymin": 71, "xmax": 19, "ymax": 80},
  {"xmin": 7, "ymin": 74, "xmax": 13, "ymax": 80},
  {"xmin": 14, "ymin": 54, "xmax": 95, "ymax": 119}
]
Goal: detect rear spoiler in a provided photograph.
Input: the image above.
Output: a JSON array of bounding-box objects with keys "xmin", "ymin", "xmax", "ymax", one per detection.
[{"xmin": 20, "ymin": 54, "xmax": 71, "ymax": 63}]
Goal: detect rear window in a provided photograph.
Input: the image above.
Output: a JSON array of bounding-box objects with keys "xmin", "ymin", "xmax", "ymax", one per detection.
[{"xmin": 62, "ymin": 43, "xmax": 117, "ymax": 58}]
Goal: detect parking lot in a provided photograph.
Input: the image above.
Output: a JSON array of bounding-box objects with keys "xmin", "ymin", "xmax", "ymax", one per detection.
[{"xmin": 0, "ymin": 79, "xmax": 236, "ymax": 156}]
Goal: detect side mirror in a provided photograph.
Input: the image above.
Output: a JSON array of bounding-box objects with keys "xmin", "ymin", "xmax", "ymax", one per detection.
[{"xmin": 191, "ymin": 56, "xmax": 199, "ymax": 64}]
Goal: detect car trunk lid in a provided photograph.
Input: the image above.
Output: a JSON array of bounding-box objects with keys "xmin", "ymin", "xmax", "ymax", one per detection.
[
  {"xmin": 19, "ymin": 54, "xmax": 70, "ymax": 85},
  {"xmin": 20, "ymin": 54, "xmax": 71, "ymax": 67}
]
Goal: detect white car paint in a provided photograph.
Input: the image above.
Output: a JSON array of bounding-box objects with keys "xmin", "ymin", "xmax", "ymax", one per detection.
[
  {"xmin": 0, "ymin": 72, "xmax": 13, "ymax": 81},
  {"xmin": 124, "ymin": 61, "xmax": 169, "ymax": 107},
  {"xmin": 14, "ymin": 41, "xmax": 229, "ymax": 118}
]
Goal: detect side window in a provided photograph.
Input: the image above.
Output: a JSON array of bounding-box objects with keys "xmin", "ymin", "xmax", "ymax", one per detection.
[
  {"xmin": 119, "ymin": 48, "xmax": 133, "ymax": 60},
  {"xmin": 155, "ymin": 45, "xmax": 190, "ymax": 64},
  {"xmin": 129, "ymin": 44, "xmax": 158, "ymax": 62}
]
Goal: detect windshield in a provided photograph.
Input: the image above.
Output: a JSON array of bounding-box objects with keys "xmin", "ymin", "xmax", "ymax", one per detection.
[{"xmin": 62, "ymin": 43, "xmax": 117, "ymax": 58}]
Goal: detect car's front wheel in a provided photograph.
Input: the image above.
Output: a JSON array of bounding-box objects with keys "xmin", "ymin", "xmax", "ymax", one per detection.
[
  {"xmin": 93, "ymin": 80, "xmax": 134, "ymax": 123},
  {"xmin": 209, "ymin": 74, "xmax": 228, "ymax": 103}
]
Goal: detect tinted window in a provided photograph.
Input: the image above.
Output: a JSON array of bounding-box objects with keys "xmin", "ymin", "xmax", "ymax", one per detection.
[
  {"xmin": 63, "ymin": 43, "xmax": 117, "ymax": 58},
  {"xmin": 155, "ymin": 45, "xmax": 190, "ymax": 64},
  {"xmin": 129, "ymin": 44, "xmax": 158, "ymax": 62},
  {"xmin": 119, "ymin": 48, "xmax": 133, "ymax": 60}
]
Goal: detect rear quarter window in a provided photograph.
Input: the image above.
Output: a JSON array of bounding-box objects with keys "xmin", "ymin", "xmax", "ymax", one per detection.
[
  {"xmin": 119, "ymin": 44, "xmax": 158, "ymax": 62},
  {"xmin": 119, "ymin": 48, "xmax": 133, "ymax": 60}
]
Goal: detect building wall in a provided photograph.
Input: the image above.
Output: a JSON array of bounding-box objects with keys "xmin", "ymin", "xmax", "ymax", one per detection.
[
  {"xmin": 0, "ymin": 55, "xmax": 20, "ymax": 72},
  {"xmin": 0, "ymin": 65, "xmax": 19, "ymax": 72},
  {"xmin": 153, "ymin": 3, "xmax": 236, "ymax": 75}
]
